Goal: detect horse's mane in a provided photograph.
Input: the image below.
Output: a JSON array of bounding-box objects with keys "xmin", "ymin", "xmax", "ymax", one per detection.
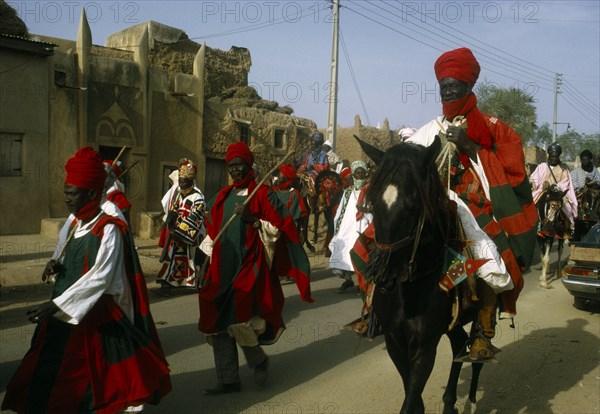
[{"xmin": 367, "ymin": 143, "xmax": 451, "ymax": 231}]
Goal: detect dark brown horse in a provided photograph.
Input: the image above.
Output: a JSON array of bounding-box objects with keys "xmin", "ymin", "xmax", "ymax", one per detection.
[
  {"xmin": 536, "ymin": 184, "xmax": 569, "ymax": 288},
  {"xmin": 357, "ymin": 137, "xmax": 483, "ymax": 414}
]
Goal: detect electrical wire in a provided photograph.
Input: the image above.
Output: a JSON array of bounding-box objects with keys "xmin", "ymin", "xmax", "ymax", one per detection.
[{"xmin": 339, "ymin": 29, "xmax": 371, "ymax": 126}]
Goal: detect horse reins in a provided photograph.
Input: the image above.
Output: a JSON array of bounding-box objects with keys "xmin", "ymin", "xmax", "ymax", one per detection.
[{"xmin": 373, "ymin": 211, "xmax": 426, "ymax": 280}]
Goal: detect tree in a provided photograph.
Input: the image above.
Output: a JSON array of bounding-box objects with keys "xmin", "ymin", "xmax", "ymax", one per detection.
[
  {"xmin": 475, "ymin": 81, "xmax": 537, "ymax": 143},
  {"xmin": 558, "ymin": 131, "xmax": 600, "ymax": 163}
]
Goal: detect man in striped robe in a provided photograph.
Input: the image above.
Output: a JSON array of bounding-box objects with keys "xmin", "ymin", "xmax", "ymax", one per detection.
[
  {"xmin": 406, "ymin": 48, "xmax": 538, "ymax": 361},
  {"xmin": 2, "ymin": 147, "xmax": 171, "ymax": 413}
]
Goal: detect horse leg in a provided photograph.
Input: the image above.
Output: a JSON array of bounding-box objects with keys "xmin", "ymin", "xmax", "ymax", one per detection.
[
  {"xmin": 556, "ymin": 239, "xmax": 565, "ymax": 281},
  {"xmin": 442, "ymin": 328, "xmax": 468, "ymax": 414},
  {"xmin": 401, "ymin": 339, "xmax": 440, "ymax": 414},
  {"xmin": 300, "ymin": 217, "xmax": 315, "ymax": 252},
  {"xmin": 539, "ymin": 240, "xmax": 551, "ymax": 288},
  {"xmin": 312, "ymin": 209, "xmax": 320, "ymax": 243},
  {"xmin": 383, "ymin": 333, "xmax": 418, "ymax": 414}
]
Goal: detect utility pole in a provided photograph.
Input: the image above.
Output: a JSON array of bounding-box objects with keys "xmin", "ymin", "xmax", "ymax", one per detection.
[
  {"xmin": 552, "ymin": 73, "xmax": 562, "ymax": 143},
  {"xmin": 326, "ymin": 0, "xmax": 340, "ymax": 150}
]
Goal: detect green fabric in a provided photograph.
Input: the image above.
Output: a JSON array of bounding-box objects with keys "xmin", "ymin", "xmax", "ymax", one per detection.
[{"xmin": 52, "ymin": 230, "xmax": 101, "ymax": 299}]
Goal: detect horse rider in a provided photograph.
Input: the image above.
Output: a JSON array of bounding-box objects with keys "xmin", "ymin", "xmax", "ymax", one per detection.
[
  {"xmin": 530, "ymin": 143, "xmax": 578, "ymax": 237},
  {"xmin": 322, "ymin": 139, "xmax": 343, "ymax": 173},
  {"xmin": 406, "ymin": 47, "xmax": 538, "ymax": 361},
  {"xmin": 571, "ymin": 150, "xmax": 600, "ymax": 193}
]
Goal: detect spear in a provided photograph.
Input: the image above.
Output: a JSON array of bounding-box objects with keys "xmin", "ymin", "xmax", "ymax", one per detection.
[{"xmin": 211, "ymin": 149, "xmax": 296, "ymax": 246}]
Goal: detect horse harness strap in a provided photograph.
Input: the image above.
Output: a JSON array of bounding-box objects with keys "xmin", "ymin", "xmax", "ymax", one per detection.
[{"xmin": 373, "ymin": 211, "xmax": 426, "ymax": 280}]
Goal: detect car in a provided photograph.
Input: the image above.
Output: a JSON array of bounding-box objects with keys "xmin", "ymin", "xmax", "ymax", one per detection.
[{"xmin": 561, "ymin": 223, "xmax": 600, "ymax": 310}]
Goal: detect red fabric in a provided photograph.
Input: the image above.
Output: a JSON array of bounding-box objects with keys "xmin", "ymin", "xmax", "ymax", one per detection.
[
  {"xmin": 442, "ymin": 93, "xmax": 493, "ymax": 168},
  {"xmin": 107, "ymin": 190, "xmax": 132, "ymax": 211},
  {"xmin": 434, "ymin": 47, "xmax": 480, "ymax": 85},
  {"xmin": 355, "ymin": 185, "xmax": 369, "ymax": 220},
  {"xmin": 279, "ymin": 164, "xmax": 296, "ymax": 179},
  {"xmin": 200, "ymin": 180, "xmax": 312, "ymax": 334},
  {"xmin": 226, "ymin": 141, "xmax": 254, "ymax": 165},
  {"xmin": 65, "ymin": 147, "xmax": 107, "ymax": 190}
]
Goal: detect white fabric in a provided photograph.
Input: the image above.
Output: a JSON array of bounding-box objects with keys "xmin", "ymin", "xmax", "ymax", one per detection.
[
  {"xmin": 408, "ymin": 117, "xmax": 511, "ymax": 291},
  {"xmin": 329, "ymin": 188, "xmax": 372, "ymax": 272},
  {"xmin": 52, "ymin": 213, "xmax": 133, "ymax": 325},
  {"xmin": 52, "ymin": 201, "xmax": 126, "ymax": 260},
  {"xmin": 449, "ymin": 191, "xmax": 513, "ymax": 293}
]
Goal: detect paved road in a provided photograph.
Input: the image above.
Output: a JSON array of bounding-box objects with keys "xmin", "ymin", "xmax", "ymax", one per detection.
[{"xmin": 1, "ymin": 244, "xmax": 598, "ymax": 413}]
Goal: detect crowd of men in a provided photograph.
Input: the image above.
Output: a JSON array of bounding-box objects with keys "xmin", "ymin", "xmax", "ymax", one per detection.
[{"xmin": 2, "ymin": 47, "xmax": 599, "ymax": 412}]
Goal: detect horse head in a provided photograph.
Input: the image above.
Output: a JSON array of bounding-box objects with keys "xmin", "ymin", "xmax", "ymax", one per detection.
[
  {"xmin": 538, "ymin": 184, "xmax": 569, "ymax": 238},
  {"xmin": 356, "ymin": 136, "xmax": 451, "ymax": 285}
]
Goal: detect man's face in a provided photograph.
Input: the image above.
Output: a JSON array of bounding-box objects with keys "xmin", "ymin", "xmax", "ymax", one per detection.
[
  {"xmin": 64, "ymin": 184, "xmax": 95, "ymax": 215},
  {"xmin": 581, "ymin": 155, "xmax": 592, "ymax": 168},
  {"xmin": 178, "ymin": 176, "xmax": 193, "ymax": 191},
  {"xmin": 353, "ymin": 167, "xmax": 368, "ymax": 180},
  {"xmin": 322, "ymin": 144, "xmax": 331, "ymax": 152},
  {"xmin": 439, "ymin": 77, "xmax": 472, "ymax": 102},
  {"xmin": 548, "ymin": 152, "xmax": 561, "ymax": 166},
  {"xmin": 227, "ymin": 157, "xmax": 251, "ymax": 181}
]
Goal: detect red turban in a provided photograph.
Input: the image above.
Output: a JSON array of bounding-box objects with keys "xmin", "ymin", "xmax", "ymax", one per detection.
[
  {"xmin": 434, "ymin": 47, "xmax": 480, "ymax": 85},
  {"xmin": 226, "ymin": 141, "xmax": 254, "ymax": 165},
  {"xmin": 65, "ymin": 147, "xmax": 107, "ymax": 190},
  {"xmin": 279, "ymin": 164, "xmax": 296, "ymax": 180}
]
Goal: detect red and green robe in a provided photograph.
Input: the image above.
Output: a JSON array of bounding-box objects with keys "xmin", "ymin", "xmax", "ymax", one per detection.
[
  {"xmin": 198, "ymin": 181, "xmax": 313, "ymax": 344},
  {"xmin": 2, "ymin": 214, "xmax": 171, "ymax": 413}
]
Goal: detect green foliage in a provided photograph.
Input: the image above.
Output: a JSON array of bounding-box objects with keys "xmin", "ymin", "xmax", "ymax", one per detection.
[
  {"xmin": 475, "ymin": 80, "xmax": 537, "ymax": 142},
  {"xmin": 557, "ymin": 130, "xmax": 600, "ymax": 163}
]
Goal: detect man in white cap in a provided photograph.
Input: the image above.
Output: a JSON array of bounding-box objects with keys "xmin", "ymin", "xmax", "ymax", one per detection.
[
  {"xmin": 322, "ymin": 139, "xmax": 343, "ymax": 173},
  {"xmin": 398, "ymin": 126, "xmax": 417, "ymax": 142}
]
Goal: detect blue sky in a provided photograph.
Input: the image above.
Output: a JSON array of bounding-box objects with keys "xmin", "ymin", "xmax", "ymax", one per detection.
[{"xmin": 13, "ymin": 1, "xmax": 600, "ymax": 136}]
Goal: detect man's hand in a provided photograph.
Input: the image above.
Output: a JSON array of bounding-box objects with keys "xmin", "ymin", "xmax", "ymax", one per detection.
[
  {"xmin": 234, "ymin": 204, "xmax": 257, "ymax": 224},
  {"xmin": 27, "ymin": 301, "xmax": 59, "ymax": 324},
  {"xmin": 42, "ymin": 259, "xmax": 62, "ymax": 283},
  {"xmin": 446, "ymin": 126, "xmax": 477, "ymax": 161},
  {"xmin": 166, "ymin": 211, "xmax": 178, "ymax": 231}
]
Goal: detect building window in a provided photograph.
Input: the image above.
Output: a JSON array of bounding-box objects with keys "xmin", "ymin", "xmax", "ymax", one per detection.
[
  {"xmin": 240, "ymin": 124, "xmax": 250, "ymax": 144},
  {"xmin": 0, "ymin": 133, "xmax": 23, "ymax": 177},
  {"xmin": 274, "ymin": 129, "xmax": 286, "ymax": 149}
]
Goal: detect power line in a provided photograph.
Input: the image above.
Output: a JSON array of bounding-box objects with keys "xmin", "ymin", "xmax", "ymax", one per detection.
[
  {"xmin": 382, "ymin": 0, "xmax": 557, "ymax": 80},
  {"xmin": 339, "ymin": 29, "xmax": 371, "ymax": 126},
  {"xmin": 561, "ymin": 95, "xmax": 600, "ymax": 128},
  {"xmin": 344, "ymin": 1, "xmax": 554, "ymax": 90},
  {"xmin": 562, "ymin": 78, "xmax": 600, "ymax": 112},
  {"xmin": 360, "ymin": 0, "xmax": 555, "ymax": 88},
  {"xmin": 560, "ymin": 88, "xmax": 600, "ymax": 120}
]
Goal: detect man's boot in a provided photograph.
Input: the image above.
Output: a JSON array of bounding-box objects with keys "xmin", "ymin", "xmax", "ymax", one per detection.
[{"xmin": 469, "ymin": 281, "xmax": 497, "ymax": 361}]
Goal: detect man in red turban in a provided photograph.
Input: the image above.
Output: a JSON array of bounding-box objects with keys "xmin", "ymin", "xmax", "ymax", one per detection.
[
  {"xmin": 3, "ymin": 147, "xmax": 171, "ymax": 413},
  {"xmin": 402, "ymin": 48, "xmax": 537, "ymax": 361},
  {"xmin": 272, "ymin": 164, "xmax": 310, "ymax": 254},
  {"xmin": 199, "ymin": 142, "xmax": 312, "ymax": 395}
]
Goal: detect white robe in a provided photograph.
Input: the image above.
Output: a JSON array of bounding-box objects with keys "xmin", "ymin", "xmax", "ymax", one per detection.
[
  {"xmin": 328, "ymin": 188, "xmax": 372, "ymax": 273},
  {"xmin": 408, "ymin": 117, "xmax": 513, "ymax": 293},
  {"xmin": 51, "ymin": 212, "xmax": 133, "ymax": 325}
]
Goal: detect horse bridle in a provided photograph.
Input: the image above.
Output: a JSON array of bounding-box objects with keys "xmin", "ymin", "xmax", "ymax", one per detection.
[{"xmin": 373, "ymin": 211, "xmax": 426, "ymax": 280}]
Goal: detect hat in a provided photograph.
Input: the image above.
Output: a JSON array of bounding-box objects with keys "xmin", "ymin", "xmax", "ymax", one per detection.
[
  {"xmin": 323, "ymin": 139, "xmax": 333, "ymax": 148},
  {"xmin": 226, "ymin": 141, "xmax": 254, "ymax": 165},
  {"xmin": 434, "ymin": 47, "xmax": 480, "ymax": 85},
  {"xmin": 547, "ymin": 142, "xmax": 562, "ymax": 155},
  {"xmin": 179, "ymin": 161, "xmax": 197, "ymax": 179},
  {"xmin": 279, "ymin": 164, "xmax": 296, "ymax": 179},
  {"xmin": 65, "ymin": 147, "xmax": 107, "ymax": 191}
]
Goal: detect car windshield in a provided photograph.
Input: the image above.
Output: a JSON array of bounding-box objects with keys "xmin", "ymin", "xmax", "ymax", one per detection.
[{"xmin": 581, "ymin": 223, "xmax": 600, "ymax": 244}]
